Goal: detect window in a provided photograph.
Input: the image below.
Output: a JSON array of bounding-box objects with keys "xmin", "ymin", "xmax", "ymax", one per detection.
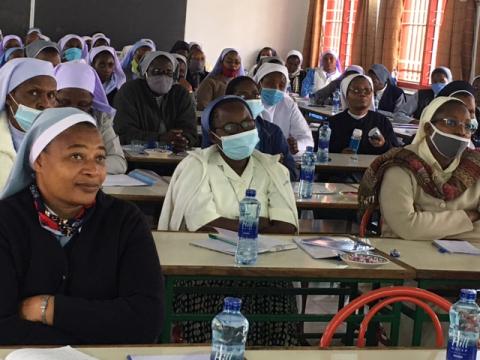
[
  {"xmin": 320, "ymin": 0, "xmax": 359, "ymax": 68},
  {"xmin": 397, "ymin": 0, "xmax": 445, "ymax": 87}
]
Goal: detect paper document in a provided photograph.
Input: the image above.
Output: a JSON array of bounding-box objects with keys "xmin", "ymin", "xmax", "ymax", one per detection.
[
  {"xmin": 189, "ymin": 227, "xmax": 297, "ymax": 255},
  {"xmin": 5, "ymin": 346, "xmax": 98, "ymax": 360},
  {"xmin": 103, "ymin": 174, "xmax": 147, "ymax": 187},
  {"xmin": 127, "ymin": 354, "xmax": 209, "ymax": 360},
  {"xmin": 433, "ymin": 240, "xmax": 480, "ymax": 255}
]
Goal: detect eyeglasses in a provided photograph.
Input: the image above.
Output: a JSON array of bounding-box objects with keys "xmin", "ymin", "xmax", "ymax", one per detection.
[
  {"xmin": 432, "ymin": 118, "xmax": 477, "ymax": 133},
  {"xmin": 214, "ymin": 119, "xmax": 255, "ymax": 134},
  {"xmin": 149, "ymin": 68, "xmax": 174, "ymax": 77},
  {"xmin": 348, "ymin": 87, "xmax": 373, "ymax": 96}
]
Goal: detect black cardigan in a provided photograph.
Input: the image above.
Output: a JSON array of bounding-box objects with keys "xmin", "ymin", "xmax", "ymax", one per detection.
[
  {"xmin": 0, "ymin": 188, "xmax": 164, "ymax": 345},
  {"xmin": 328, "ymin": 110, "xmax": 400, "ymax": 155},
  {"xmin": 113, "ymin": 79, "xmax": 198, "ymax": 145}
]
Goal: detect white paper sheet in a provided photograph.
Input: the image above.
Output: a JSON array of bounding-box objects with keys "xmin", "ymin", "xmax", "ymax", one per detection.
[
  {"xmin": 5, "ymin": 346, "xmax": 98, "ymax": 360},
  {"xmin": 102, "ymin": 174, "xmax": 147, "ymax": 187}
]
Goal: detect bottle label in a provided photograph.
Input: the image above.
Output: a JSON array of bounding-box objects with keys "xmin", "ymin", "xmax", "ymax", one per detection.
[
  {"xmin": 238, "ymin": 221, "xmax": 258, "ymax": 239},
  {"xmin": 447, "ymin": 339, "xmax": 478, "ymax": 360},
  {"xmin": 300, "ymin": 168, "xmax": 314, "ymax": 182}
]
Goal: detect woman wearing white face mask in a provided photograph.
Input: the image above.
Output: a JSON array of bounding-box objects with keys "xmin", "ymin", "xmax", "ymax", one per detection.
[
  {"xmin": 0, "ymin": 58, "xmax": 56, "ymax": 191},
  {"xmin": 113, "ymin": 51, "xmax": 197, "ymax": 152},
  {"xmin": 359, "ymin": 97, "xmax": 480, "ymax": 241},
  {"xmin": 159, "ymin": 95, "xmax": 298, "ymax": 233}
]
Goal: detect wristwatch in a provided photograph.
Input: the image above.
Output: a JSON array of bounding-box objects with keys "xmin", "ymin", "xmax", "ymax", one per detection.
[{"xmin": 40, "ymin": 295, "xmax": 50, "ymax": 325}]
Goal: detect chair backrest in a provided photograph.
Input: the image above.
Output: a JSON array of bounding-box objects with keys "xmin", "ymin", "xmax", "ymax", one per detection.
[
  {"xmin": 319, "ymin": 286, "xmax": 452, "ymax": 348},
  {"xmin": 359, "ymin": 207, "xmax": 382, "ymax": 237}
]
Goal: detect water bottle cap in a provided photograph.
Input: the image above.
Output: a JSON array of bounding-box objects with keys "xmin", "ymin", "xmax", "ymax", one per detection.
[
  {"xmin": 460, "ymin": 289, "xmax": 477, "ymax": 301},
  {"xmin": 352, "ymin": 129, "xmax": 363, "ymax": 137},
  {"xmin": 306, "ymin": 146, "xmax": 314, "ymax": 152},
  {"xmin": 224, "ymin": 297, "xmax": 242, "ymax": 311},
  {"xmin": 245, "ymin": 189, "xmax": 256, "ymax": 197}
]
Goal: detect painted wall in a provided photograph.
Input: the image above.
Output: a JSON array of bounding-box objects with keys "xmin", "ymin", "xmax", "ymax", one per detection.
[{"xmin": 184, "ymin": 0, "xmax": 310, "ymax": 71}]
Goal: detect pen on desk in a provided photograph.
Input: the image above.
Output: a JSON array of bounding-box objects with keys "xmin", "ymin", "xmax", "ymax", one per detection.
[{"xmin": 209, "ymin": 234, "xmax": 237, "ymax": 246}]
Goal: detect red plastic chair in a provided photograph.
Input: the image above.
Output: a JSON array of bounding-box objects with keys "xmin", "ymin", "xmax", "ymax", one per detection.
[{"xmin": 319, "ymin": 286, "xmax": 452, "ymax": 348}]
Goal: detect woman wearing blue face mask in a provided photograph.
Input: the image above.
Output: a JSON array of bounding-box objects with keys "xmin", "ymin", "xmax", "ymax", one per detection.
[
  {"xmin": 0, "ymin": 58, "xmax": 56, "ymax": 191},
  {"xmin": 158, "ymin": 95, "xmax": 299, "ymax": 346},
  {"xmin": 254, "ymin": 63, "xmax": 313, "ymax": 154},
  {"xmin": 360, "ymin": 97, "xmax": 480, "ymax": 241},
  {"xmin": 58, "ymin": 34, "xmax": 88, "ymax": 62},
  {"xmin": 393, "ymin": 66, "xmax": 452, "ymax": 124}
]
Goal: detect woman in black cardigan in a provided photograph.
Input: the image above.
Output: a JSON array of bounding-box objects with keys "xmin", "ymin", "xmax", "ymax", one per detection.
[{"xmin": 0, "ymin": 107, "xmax": 164, "ymax": 345}]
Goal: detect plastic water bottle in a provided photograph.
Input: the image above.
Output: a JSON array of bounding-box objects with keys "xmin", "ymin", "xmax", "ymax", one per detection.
[
  {"xmin": 235, "ymin": 189, "xmax": 260, "ymax": 265},
  {"xmin": 317, "ymin": 123, "xmax": 331, "ymax": 163},
  {"xmin": 298, "ymin": 146, "xmax": 316, "ymax": 199},
  {"xmin": 332, "ymin": 89, "xmax": 341, "ymax": 114},
  {"xmin": 446, "ymin": 289, "xmax": 480, "ymax": 360},
  {"xmin": 211, "ymin": 297, "xmax": 249, "ymax": 360},
  {"xmin": 349, "ymin": 129, "xmax": 362, "ymax": 161}
]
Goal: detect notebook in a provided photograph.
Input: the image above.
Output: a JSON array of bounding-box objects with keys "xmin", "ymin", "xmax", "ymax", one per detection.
[
  {"xmin": 433, "ymin": 240, "xmax": 480, "ymax": 255},
  {"xmin": 4, "ymin": 346, "xmax": 98, "ymax": 360},
  {"xmin": 189, "ymin": 227, "xmax": 297, "ymax": 255},
  {"xmin": 300, "ymin": 236, "xmax": 374, "ymax": 253}
]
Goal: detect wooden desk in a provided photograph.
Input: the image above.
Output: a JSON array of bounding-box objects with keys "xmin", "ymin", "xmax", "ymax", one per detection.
[
  {"xmin": 297, "ymin": 99, "xmax": 340, "ymax": 120},
  {"xmin": 371, "ymin": 237, "xmax": 480, "ymax": 345},
  {"xmin": 125, "ymin": 150, "xmax": 188, "ymax": 165},
  {"xmin": 0, "ymin": 346, "xmax": 455, "ymax": 360},
  {"xmin": 313, "ymin": 153, "xmax": 377, "ymax": 172},
  {"xmin": 293, "ymin": 182, "xmax": 359, "ymax": 210},
  {"xmin": 102, "ymin": 177, "xmax": 170, "ymax": 203},
  {"xmin": 154, "ymin": 231, "xmax": 412, "ymax": 343}
]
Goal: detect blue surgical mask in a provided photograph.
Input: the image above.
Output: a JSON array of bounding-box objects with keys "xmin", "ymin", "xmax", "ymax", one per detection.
[
  {"xmin": 8, "ymin": 95, "xmax": 42, "ymax": 131},
  {"xmin": 214, "ymin": 128, "xmax": 259, "ymax": 160},
  {"xmin": 63, "ymin": 47, "xmax": 83, "ymax": 61},
  {"xmin": 261, "ymin": 88, "xmax": 284, "ymax": 106},
  {"xmin": 245, "ymin": 99, "xmax": 264, "ymax": 119},
  {"xmin": 431, "ymin": 82, "xmax": 447, "ymax": 96}
]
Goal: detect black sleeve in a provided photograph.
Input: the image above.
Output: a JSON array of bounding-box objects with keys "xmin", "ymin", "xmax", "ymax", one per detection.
[
  {"xmin": 328, "ymin": 116, "xmax": 347, "ymax": 153},
  {"xmin": 0, "ymin": 228, "xmax": 79, "ymax": 345},
  {"xmin": 53, "ymin": 209, "xmax": 164, "ymax": 344},
  {"xmin": 113, "ymin": 83, "xmax": 161, "ymax": 144},
  {"xmin": 168, "ymin": 86, "xmax": 198, "ymax": 146}
]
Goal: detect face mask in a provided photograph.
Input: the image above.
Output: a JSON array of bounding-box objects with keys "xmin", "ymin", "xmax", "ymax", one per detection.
[
  {"xmin": 146, "ymin": 74, "xmax": 174, "ymax": 95},
  {"xmin": 431, "ymin": 82, "xmax": 447, "ymax": 96},
  {"xmin": 261, "ymin": 88, "xmax": 284, "ymax": 106},
  {"xmin": 222, "ymin": 66, "xmax": 238, "ymax": 78},
  {"xmin": 8, "ymin": 95, "xmax": 41, "ymax": 132},
  {"xmin": 245, "ymin": 99, "xmax": 264, "ymax": 119},
  {"xmin": 429, "ymin": 124, "xmax": 470, "ymax": 159},
  {"xmin": 213, "ymin": 128, "xmax": 259, "ymax": 160},
  {"xmin": 63, "ymin": 47, "xmax": 82, "ymax": 61},
  {"xmin": 189, "ymin": 59, "xmax": 204, "ymax": 73},
  {"xmin": 131, "ymin": 58, "xmax": 140, "ymax": 76}
]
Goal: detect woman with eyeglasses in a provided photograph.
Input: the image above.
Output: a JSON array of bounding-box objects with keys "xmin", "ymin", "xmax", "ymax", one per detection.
[
  {"xmin": 359, "ymin": 97, "xmax": 480, "ymax": 241},
  {"xmin": 195, "ymin": 48, "xmax": 244, "ymax": 110},
  {"xmin": 328, "ymin": 74, "xmax": 399, "ymax": 155},
  {"xmin": 113, "ymin": 51, "xmax": 197, "ymax": 152}
]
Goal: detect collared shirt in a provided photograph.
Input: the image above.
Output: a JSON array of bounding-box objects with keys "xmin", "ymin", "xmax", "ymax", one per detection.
[
  {"xmin": 184, "ymin": 149, "xmax": 297, "ymax": 231},
  {"xmin": 417, "ymin": 138, "xmax": 460, "ymax": 185},
  {"xmin": 8, "ymin": 120, "xmax": 25, "ymax": 151}
]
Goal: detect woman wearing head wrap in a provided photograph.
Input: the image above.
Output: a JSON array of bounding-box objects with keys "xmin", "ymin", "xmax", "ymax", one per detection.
[
  {"xmin": 0, "ymin": 35, "xmax": 23, "ymax": 61},
  {"xmin": 58, "ymin": 34, "xmax": 89, "ymax": 62},
  {"xmin": 251, "ymin": 55, "xmax": 284, "ymax": 77},
  {"xmin": 196, "ymin": 48, "xmax": 244, "ymax": 110},
  {"xmin": 25, "ymin": 39, "xmax": 61, "ymax": 66},
  {"xmin": 312, "ymin": 64, "xmax": 364, "ymax": 105},
  {"xmin": 0, "ymin": 58, "xmax": 56, "ymax": 190},
  {"xmin": 0, "ymin": 47, "xmax": 24, "ymax": 66},
  {"xmin": 368, "ymin": 64, "xmax": 406, "ymax": 118},
  {"xmin": 360, "ymin": 97, "xmax": 480, "ymax": 241},
  {"xmin": 91, "ymin": 34, "xmax": 110, "ymax": 48},
  {"xmin": 170, "ymin": 40, "xmax": 189, "ymax": 58},
  {"xmin": 54, "ymin": 61, "xmax": 127, "ymax": 175},
  {"xmin": 25, "ymin": 28, "xmax": 42, "ymax": 45},
  {"xmin": 0, "ymin": 107, "xmax": 164, "ymax": 344},
  {"xmin": 224, "ymin": 76, "xmax": 297, "ymax": 180},
  {"xmin": 328, "ymin": 74, "xmax": 399, "ymax": 155},
  {"xmin": 113, "ymin": 51, "xmax": 197, "ymax": 151},
  {"xmin": 120, "ymin": 39, "xmax": 156, "ymax": 81},
  {"xmin": 437, "ymin": 80, "xmax": 479, "ymax": 147},
  {"xmin": 247, "ymin": 46, "xmax": 278, "ymax": 76},
  {"xmin": 159, "ymin": 97, "xmax": 298, "ymax": 345},
  {"xmin": 172, "ymin": 53, "xmax": 193, "ymax": 94},
  {"xmin": 254, "ymin": 63, "xmax": 313, "ymax": 154},
  {"xmin": 301, "ymin": 49, "xmax": 342, "ymax": 97},
  {"xmin": 89, "ymin": 45, "xmax": 126, "ymax": 105},
  {"xmin": 285, "ymin": 50, "xmax": 306, "ymax": 95},
  {"xmin": 186, "ymin": 47, "xmax": 208, "ymax": 91},
  {"xmin": 393, "ymin": 66, "xmax": 452, "ymax": 123}
]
